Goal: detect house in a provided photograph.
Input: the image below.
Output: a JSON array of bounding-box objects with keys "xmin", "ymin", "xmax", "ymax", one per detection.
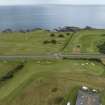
[{"xmin": 76, "ymin": 86, "xmax": 101, "ymax": 105}]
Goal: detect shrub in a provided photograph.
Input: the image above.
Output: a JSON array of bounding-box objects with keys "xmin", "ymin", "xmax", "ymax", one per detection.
[
  {"xmin": 58, "ymin": 34, "xmax": 64, "ymax": 38},
  {"xmin": 77, "ymin": 45, "xmax": 80, "ymax": 48},
  {"xmin": 43, "ymin": 40, "xmax": 50, "ymax": 44},
  {"xmin": 51, "ymin": 87, "xmax": 58, "ymax": 92},
  {"xmin": 12, "ymin": 63, "xmax": 24, "ymax": 73},
  {"xmin": 50, "ymin": 33, "xmax": 55, "ymax": 37},
  {"xmin": 0, "ymin": 72, "xmax": 14, "ymax": 81},
  {"xmin": 66, "ymin": 33, "xmax": 70, "ymax": 36},
  {"xmin": 0, "ymin": 64, "xmax": 24, "ymax": 82},
  {"xmin": 51, "ymin": 39, "xmax": 57, "ymax": 44}
]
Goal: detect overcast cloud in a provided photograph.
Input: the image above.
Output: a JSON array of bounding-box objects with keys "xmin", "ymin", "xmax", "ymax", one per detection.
[{"xmin": 0, "ymin": 0, "xmax": 105, "ymax": 5}]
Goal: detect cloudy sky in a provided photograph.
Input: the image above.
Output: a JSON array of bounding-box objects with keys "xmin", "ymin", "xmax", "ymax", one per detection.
[{"xmin": 0, "ymin": 0, "xmax": 105, "ymax": 5}]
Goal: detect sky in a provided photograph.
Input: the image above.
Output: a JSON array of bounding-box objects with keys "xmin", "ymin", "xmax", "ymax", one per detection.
[{"xmin": 0, "ymin": 0, "xmax": 105, "ymax": 5}]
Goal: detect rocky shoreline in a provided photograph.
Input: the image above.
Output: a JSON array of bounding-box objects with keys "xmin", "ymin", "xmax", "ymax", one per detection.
[{"xmin": 1, "ymin": 26, "xmax": 95, "ymax": 33}]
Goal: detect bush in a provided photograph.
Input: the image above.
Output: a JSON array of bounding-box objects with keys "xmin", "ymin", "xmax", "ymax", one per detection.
[
  {"xmin": 14, "ymin": 64, "xmax": 24, "ymax": 72},
  {"xmin": 50, "ymin": 33, "xmax": 55, "ymax": 37},
  {"xmin": 43, "ymin": 40, "xmax": 50, "ymax": 44},
  {"xmin": 2, "ymin": 72, "xmax": 13, "ymax": 80},
  {"xmin": 66, "ymin": 33, "xmax": 70, "ymax": 36},
  {"xmin": 101, "ymin": 34, "xmax": 105, "ymax": 36},
  {"xmin": 0, "ymin": 64, "xmax": 24, "ymax": 82},
  {"xmin": 77, "ymin": 45, "xmax": 80, "ymax": 48},
  {"xmin": 51, "ymin": 87, "xmax": 58, "ymax": 92},
  {"xmin": 51, "ymin": 39, "xmax": 57, "ymax": 44},
  {"xmin": 58, "ymin": 34, "xmax": 64, "ymax": 38}
]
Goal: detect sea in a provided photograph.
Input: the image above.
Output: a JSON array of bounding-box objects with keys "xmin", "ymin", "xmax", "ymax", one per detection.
[{"xmin": 0, "ymin": 5, "xmax": 105, "ymax": 31}]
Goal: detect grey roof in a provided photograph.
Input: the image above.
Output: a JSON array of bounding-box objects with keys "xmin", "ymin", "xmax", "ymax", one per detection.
[{"xmin": 76, "ymin": 89, "xmax": 101, "ymax": 105}]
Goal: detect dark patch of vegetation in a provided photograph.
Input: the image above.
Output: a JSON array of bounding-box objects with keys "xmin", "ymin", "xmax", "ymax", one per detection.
[
  {"xmin": 19, "ymin": 30, "xmax": 26, "ymax": 33},
  {"xmin": 51, "ymin": 87, "xmax": 58, "ymax": 92},
  {"xmin": 33, "ymin": 28, "xmax": 43, "ymax": 31},
  {"xmin": 12, "ymin": 64, "xmax": 24, "ymax": 73},
  {"xmin": 53, "ymin": 96, "xmax": 64, "ymax": 104},
  {"xmin": 87, "ymin": 59, "xmax": 101, "ymax": 63},
  {"xmin": 66, "ymin": 33, "xmax": 70, "ymax": 36},
  {"xmin": 50, "ymin": 33, "xmax": 55, "ymax": 37},
  {"xmin": 101, "ymin": 34, "xmax": 105, "ymax": 36},
  {"xmin": 1, "ymin": 72, "xmax": 14, "ymax": 81},
  {"xmin": 45, "ymin": 30, "xmax": 50, "ymax": 32},
  {"xmin": 43, "ymin": 40, "xmax": 50, "ymax": 44},
  {"xmin": 84, "ymin": 26, "xmax": 94, "ymax": 30},
  {"xmin": 2, "ymin": 28, "xmax": 12, "ymax": 33},
  {"xmin": 43, "ymin": 39, "xmax": 57, "ymax": 44},
  {"xmin": 0, "ymin": 64, "xmax": 24, "ymax": 82},
  {"xmin": 58, "ymin": 34, "xmax": 64, "ymax": 38},
  {"xmin": 77, "ymin": 45, "xmax": 80, "ymax": 48},
  {"xmin": 55, "ymin": 26, "xmax": 80, "ymax": 32},
  {"xmin": 97, "ymin": 42, "xmax": 105, "ymax": 54},
  {"xmin": 63, "ymin": 57, "xmax": 101, "ymax": 61},
  {"xmin": 51, "ymin": 39, "xmax": 57, "ymax": 44},
  {"xmin": 26, "ymin": 29, "xmax": 31, "ymax": 32}
]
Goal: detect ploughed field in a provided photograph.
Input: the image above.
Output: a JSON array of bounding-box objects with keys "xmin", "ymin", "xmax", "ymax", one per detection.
[{"xmin": 0, "ymin": 29, "xmax": 105, "ymax": 105}]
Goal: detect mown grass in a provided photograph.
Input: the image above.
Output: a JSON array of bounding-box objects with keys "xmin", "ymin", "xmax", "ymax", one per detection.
[{"xmin": 64, "ymin": 29, "xmax": 105, "ymax": 53}]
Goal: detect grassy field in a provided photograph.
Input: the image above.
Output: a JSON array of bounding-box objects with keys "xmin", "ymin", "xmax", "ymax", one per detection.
[
  {"xmin": 0, "ymin": 30, "xmax": 72, "ymax": 55},
  {"xmin": 64, "ymin": 29, "xmax": 105, "ymax": 53},
  {"xmin": 0, "ymin": 60, "xmax": 105, "ymax": 105},
  {"xmin": 0, "ymin": 29, "xmax": 105, "ymax": 105},
  {"xmin": 0, "ymin": 29, "xmax": 105, "ymax": 54}
]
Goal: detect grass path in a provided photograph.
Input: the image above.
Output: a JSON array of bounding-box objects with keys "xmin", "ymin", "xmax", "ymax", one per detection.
[{"xmin": 60, "ymin": 32, "xmax": 75, "ymax": 51}]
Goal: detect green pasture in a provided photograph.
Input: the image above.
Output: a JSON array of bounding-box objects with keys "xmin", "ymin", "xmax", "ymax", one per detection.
[
  {"xmin": 0, "ymin": 60, "xmax": 105, "ymax": 105},
  {"xmin": 64, "ymin": 29, "xmax": 105, "ymax": 53},
  {"xmin": 0, "ymin": 29, "xmax": 105, "ymax": 105}
]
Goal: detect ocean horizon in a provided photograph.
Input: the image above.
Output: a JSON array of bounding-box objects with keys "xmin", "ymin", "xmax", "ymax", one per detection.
[{"xmin": 0, "ymin": 5, "xmax": 105, "ymax": 31}]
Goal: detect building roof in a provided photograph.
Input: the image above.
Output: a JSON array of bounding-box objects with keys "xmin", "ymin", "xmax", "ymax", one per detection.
[{"xmin": 76, "ymin": 89, "xmax": 101, "ymax": 105}]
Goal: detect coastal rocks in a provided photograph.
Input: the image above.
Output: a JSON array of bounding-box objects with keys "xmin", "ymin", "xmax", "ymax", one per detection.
[
  {"xmin": 54, "ymin": 26, "xmax": 80, "ymax": 32},
  {"xmin": 2, "ymin": 28, "xmax": 13, "ymax": 32}
]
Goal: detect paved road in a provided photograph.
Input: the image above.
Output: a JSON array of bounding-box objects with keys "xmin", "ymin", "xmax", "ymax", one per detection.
[
  {"xmin": 0, "ymin": 53, "xmax": 104, "ymax": 60},
  {"xmin": 61, "ymin": 53, "xmax": 105, "ymax": 59}
]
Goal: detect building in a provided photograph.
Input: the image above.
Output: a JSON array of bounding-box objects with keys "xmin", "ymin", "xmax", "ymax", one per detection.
[{"xmin": 76, "ymin": 87, "xmax": 101, "ymax": 105}]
